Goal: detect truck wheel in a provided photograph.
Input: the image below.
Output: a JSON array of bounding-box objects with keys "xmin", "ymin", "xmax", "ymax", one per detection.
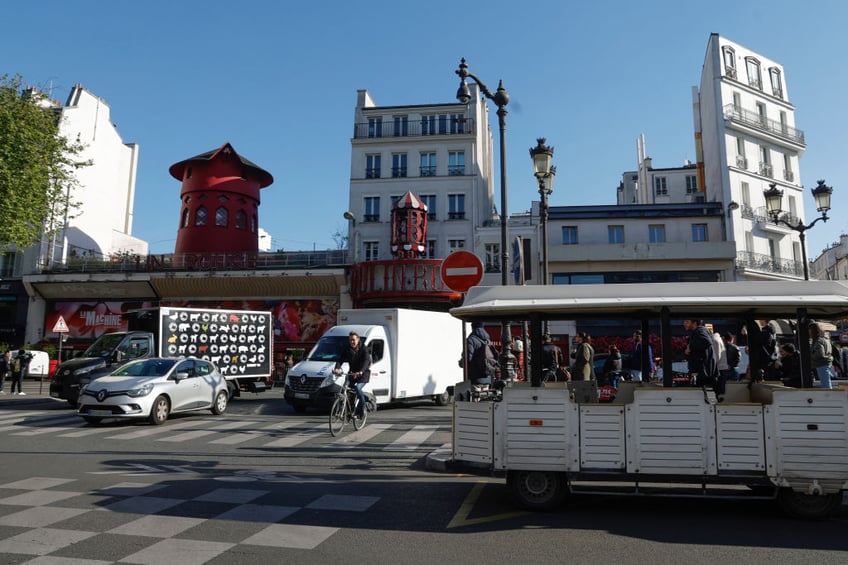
[
  {"xmin": 148, "ymin": 395, "xmax": 170, "ymax": 425},
  {"xmin": 777, "ymin": 488, "xmax": 841, "ymax": 520},
  {"xmin": 211, "ymin": 390, "xmax": 228, "ymax": 415},
  {"xmin": 434, "ymin": 390, "xmax": 452, "ymax": 406},
  {"xmin": 507, "ymin": 470, "xmax": 566, "ymax": 511},
  {"xmin": 227, "ymin": 381, "xmax": 239, "ymax": 398}
]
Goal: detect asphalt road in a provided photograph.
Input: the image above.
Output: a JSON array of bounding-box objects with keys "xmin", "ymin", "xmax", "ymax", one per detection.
[{"xmin": 0, "ymin": 390, "xmax": 846, "ymax": 564}]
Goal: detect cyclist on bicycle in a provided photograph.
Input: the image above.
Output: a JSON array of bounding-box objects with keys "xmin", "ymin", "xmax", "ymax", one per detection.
[{"xmin": 333, "ymin": 331, "xmax": 371, "ymax": 415}]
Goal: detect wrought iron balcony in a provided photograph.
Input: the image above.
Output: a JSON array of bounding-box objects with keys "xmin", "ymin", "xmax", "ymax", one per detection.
[
  {"xmin": 735, "ymin": 155, "xmax": 748, "ymax": 169},
  {"xmin": 752, "ymin": 206, "xmax": 801, "ymax": 228},
  {"xmin": 723, "ymin": 104, "xmax": 805, "ymax": 146},
  {"xmin": 354, "ymin": 117, "xmax": 476, "ymax": 139},
  {"xmin": 783, "ymin": 169, "xmax": 795, "ymax": 182},
  {"xmin": 736, "ymin": 250, "xmax": 803, "ymax": 278},
  {"xmin": 759, "ymin": 162, "xmax": 773, "ymax": 178}
]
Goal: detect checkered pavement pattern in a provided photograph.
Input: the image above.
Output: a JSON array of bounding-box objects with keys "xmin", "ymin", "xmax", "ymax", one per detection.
[{"xmin": 0, "ymin": 476, "xmax": 379, "ymax": 563}]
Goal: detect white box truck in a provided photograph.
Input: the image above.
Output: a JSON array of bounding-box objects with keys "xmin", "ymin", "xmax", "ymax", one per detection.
[{"xmin": 284, "ymin": 308, "xmax": 464, "ymax": 412}]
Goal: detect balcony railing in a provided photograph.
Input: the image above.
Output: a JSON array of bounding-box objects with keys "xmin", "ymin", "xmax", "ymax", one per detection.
[
  {"xmin": 40, "ymin": 250, "xmax": 351, "ymax": 274},
  {"xmin": 723, "ymin": 104, "xmax": 805, "ymax": 146},
  {"xmin": 354, "ymin": 117, "xmax": 476, "ymax": 139},
  {"xmin": 736, "ymin": 250, "xmax": 803, "ymax": 278},
  {"xmin": 783, "ymin": 169, "xmax": 795, "ymax": 182},
  {"xmin": 752, "ymin": 206, "xmax": 800, "ymax": 228},
  {"xmin": 759, "ymin": 162, "xmax": 773, "ymax": 178},
  {"xmin": 735, "ymin": 155, "xmax": 748, "ymax": 169}
]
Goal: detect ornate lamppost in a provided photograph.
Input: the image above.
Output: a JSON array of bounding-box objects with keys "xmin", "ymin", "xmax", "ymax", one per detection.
[
  {"xmin": 530, "ymin": 138, "xmax": 555, "ymax": 336},
  {"xmin": 455, "ymin": 58, "xmax": 515, "ymax": 379},
  {"xmin": 763, "ymin": 179, "xmax": 833, "ymax": 281}
]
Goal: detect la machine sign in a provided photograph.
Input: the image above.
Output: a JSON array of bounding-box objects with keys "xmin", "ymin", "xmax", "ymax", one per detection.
[{"xmin": 440, "ymin": 251, "xmax": 484, "ymax": 293}]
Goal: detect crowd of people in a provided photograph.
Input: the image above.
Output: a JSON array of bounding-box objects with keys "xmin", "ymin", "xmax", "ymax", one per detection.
[{"xmin": 0, "ymin": 349, "xmax": 33, "ymax": 396}]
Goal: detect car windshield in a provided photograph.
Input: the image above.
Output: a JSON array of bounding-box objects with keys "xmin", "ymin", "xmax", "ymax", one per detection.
[
  {"xmin": 84, "ymin": 334, "xmax": 126, "ymax": 357},
  {"xmin": 112, "ymin": 359, "xmax": 177, "ymax": 377},
  {"xmin": 307, "ymin": 336, "xmax": 348, "ymax": 362}
]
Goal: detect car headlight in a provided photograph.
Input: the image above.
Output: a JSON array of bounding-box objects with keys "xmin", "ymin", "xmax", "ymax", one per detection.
[
  {"xmin": 319, "ymin": 374, "xmax": 339, "ymax": 388},
  {"xmin": 126, "ymin": 383, "xmax": 154, "ymax": 398}
]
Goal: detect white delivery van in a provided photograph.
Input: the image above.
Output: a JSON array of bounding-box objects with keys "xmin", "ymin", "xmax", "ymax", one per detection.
[
  {"xmin": 13, "ymin": 350, "xmax": 50, "ymax": 379},
  {"xmin": 284, "ymin": 308, "xmax": 464, "ymax": 412}
]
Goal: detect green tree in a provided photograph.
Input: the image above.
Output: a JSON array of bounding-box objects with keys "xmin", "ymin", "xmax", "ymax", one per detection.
[{"xmin": 0, "ymin": 74, "xmax": 86, "ymax": 250}]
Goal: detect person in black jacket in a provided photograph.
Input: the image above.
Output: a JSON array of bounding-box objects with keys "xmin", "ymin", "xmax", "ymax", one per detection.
[
  {"xmin": 0, "ymin": 350, "xmax": 9, "ymax": 394},
  {"xmin": 684, "ymin": 319, "xmax": 718, "ymax": 389},
  {"xmin": 334, "ymin": 332, "xmax": 371, "ymax": 415},
  {"xmin": 776, "ymin": 343, "xmax": 803, "ymax": 388},
  {"xmin": 466, "ymin": 322, "xmax": 494, "ymax": 386}
]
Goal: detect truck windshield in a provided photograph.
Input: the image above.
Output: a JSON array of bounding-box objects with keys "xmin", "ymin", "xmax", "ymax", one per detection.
[
  {"xmin": 308, "ymin": 336, "xmax": 348, "ymax": 362},
  {"xmin": 83, "ymin": 334, "xmax": 127, "ymax": 357}
]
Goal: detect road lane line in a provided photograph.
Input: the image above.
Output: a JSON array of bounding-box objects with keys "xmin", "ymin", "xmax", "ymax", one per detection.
[
  {"xmin": 105, "ymin": 418, "xmax": 214, "ymax": 439},
  {"xmin": 157, "ymin": 419, "xmax": 256, "ymax": 442},
  {"xmin": 263, "ymin": 423, "xmax": 329, "ymax": 448},
  {"xmin": 325, "ymin": 423, "xmax": 392, "ymax": 448},
  {"xmin": 383, "ymin": 425, "xmax": 441, "ymax": 452},
  {"xmin": 209, "ymin": 420, "xmax": 304, "ymax": 445}
]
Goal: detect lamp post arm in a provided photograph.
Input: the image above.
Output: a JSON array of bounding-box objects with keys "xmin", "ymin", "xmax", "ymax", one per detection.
[
  {"xmin": 458, "ymin": 68, "xmax": 496, "ymax": 101},
  {"xmin": 772, "ymin": 212, "xmax": 829, "ymax": 234}
]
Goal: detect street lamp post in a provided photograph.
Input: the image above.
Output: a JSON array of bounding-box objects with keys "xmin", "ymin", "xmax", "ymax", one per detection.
[
  {"xmin": 343, "ymin": 211, "xmax": 358, "ymax": 263},
  {"xmin": 530, "ymin": 138, "xmax": 555, "ymax": 333},
  {"xmin": 763, "ymin": 180, "xmax": 833, "ymax": 280},
  {"xmin": 455, "ymin": 58, "xmax": 515, "ymax": 379}
]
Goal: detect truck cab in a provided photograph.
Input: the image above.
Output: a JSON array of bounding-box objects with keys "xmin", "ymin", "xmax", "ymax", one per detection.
[{"xmin": 49, "ymin": 331, "xmax": 154, "ymax": 407}]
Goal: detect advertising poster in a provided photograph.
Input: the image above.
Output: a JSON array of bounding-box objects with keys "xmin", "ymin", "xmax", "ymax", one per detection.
[{"xmin": 46, "ymin": 301, "xmax": 155, "ymax": 339}]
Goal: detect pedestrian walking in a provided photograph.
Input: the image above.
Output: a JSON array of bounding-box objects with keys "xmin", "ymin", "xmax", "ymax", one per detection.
[{"xmin": 0, "ymin": 350, "xmax": 10, "ymax": 394}]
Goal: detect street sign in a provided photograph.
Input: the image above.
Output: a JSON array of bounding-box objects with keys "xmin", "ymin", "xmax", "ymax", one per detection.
[
  {"xmin": 52, "ymin": 315, "xmax": 69, "ymax": 333},
  {"xmin": 441, "ymin": 251, "xmax": 484, "ymax": 293}
]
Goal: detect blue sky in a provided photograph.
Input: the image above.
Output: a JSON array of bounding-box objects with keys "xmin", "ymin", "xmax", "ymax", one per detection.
[{"xmin": 4, "ymin": 0, "xmax": 847, "ymax": 258}]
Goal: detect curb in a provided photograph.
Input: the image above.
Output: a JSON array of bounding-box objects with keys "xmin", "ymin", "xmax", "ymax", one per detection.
[{"xmin": 425, "ymin": 443, "xmax": 453, "ymax": 472}]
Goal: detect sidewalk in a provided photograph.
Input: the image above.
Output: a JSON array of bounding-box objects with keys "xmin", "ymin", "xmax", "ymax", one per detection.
[{"xmin": 0, "ymin": 378, "xmax": 57, "ymax": 406}]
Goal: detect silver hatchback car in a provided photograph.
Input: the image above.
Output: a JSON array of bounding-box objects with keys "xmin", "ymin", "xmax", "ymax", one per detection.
[{"xmin": 77, "ymin": 357, "xmax": 229, "ymax": 425}]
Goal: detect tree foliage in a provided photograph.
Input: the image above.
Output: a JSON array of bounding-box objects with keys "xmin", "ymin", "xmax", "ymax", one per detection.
[{"xmin": 0, "ymin": 74, "xmax": 86, "ymax": 250}]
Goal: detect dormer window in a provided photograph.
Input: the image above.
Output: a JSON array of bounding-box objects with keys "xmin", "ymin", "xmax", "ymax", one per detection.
[
  {"xmin": 769, "ymin": 67, "xmax": 783, "ymax": 99},
  {"xmin": 722, "ymin": 46, "xmax": 736, "ymax": 79},
  {"xmin": 745, "ymin": 56, "xmax": 762, "ymax": 90}
]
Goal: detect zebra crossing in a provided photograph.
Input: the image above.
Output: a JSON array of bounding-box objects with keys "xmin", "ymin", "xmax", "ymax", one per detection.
[{"xmin": 0, "ymin": 409, "xmax": 449, "ymax": 452}]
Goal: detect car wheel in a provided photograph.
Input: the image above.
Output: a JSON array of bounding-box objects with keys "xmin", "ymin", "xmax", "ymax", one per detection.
[
  {"xmin": 211, "ymin": 390, "xmax": 228, "ymax": 415},
  {"xmin": 434, "ymin": 390, "xmax": 452, "ymax": 406},
  {"xmin": 148, "ymin": 395, "xmax": 170, "ymax": 425},
  {"xmin": 83, "ymin": 416, "xmax": 102, "ymax": 425}
]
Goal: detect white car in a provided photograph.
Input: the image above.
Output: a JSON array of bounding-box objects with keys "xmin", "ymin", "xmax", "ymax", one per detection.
[{"xmin": 76, "ymin": 357, "xmax": 228, "ymax": 425}]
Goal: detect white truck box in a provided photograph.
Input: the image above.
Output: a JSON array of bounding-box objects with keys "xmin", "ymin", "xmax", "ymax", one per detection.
[{"xmin": 284, "ymin": 308, "xmax": 464, "ymax": 411}]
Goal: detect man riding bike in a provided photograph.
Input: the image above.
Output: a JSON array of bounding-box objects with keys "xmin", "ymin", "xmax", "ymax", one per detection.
[{"xmin": 333, "ymin": 331, "xmax": 371, "ymax": 415}]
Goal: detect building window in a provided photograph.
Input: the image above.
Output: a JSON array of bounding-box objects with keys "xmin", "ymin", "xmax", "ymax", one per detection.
[
  {"xmin": 722, "ymin": 46, "xmax": 736, "ymax": 79},
  {"xmin": 692, "ymin": 224, "xmax": 708, "ymax": 242},
  {"xmin": 367, "ymin": 117, "xmax": 382, "ymax": 138},
  {"xmin": 390, "ymin": 194, "xmax": 401, "ymax": 209},
  {"xmin": 391, "ymin": 153, "xmax": 407, "ymax": 178},
  {"xmin": 364, "ymin": 241, "xmax": 379, "ymax": 261},
  {"xmin": 448, "ymin": 239, "xmax": 465, "ymax": 252},
  {"xmin": 421, "ymin": 194, "xmax": 436, "ymax": 220},
  {"xmin": 215, "ymin": 206, "xmax": 228, "ymax": 227},
  {"xmin": 649, "ymin": 224, "xmax": 666, "ymax": 243},
  {"xmin": 420, "ymin": 152, "xmax": 436, "ymax": 176},
  {"xmin": 783, "ymin": 153, "xmax": 794, "ymax": 183},
  {"xmin": 654, "ymin": 176, "xmax": 667, "ymax": 195},
  {"xmin": 686, "ymin": 175, "xmax": 698, "ymax": 193},
  {"xmin": 181, "ymin": 209, "xmax": 189, "ymax": 228},
  {"xmin": 608, "ymin": 225, "xmax": 624, "ymax": 244},
  {"xmin": 732, "ymin": 91, "xmax": 742, "ymax": 111},
  {"xmin": 448, "ymin": 194, "xmax": 465, "ymax": 220},
  {"xmin": 746, "ymin": 56, "xmax": 762, "ymax": 90},
  {"xmin": 364, "ymin": 196, "xmax": 380, "ymax": 222},
  {"xmin": 736, "ymin": 136, "xmax": 747, "ymax": 168},
  {"xmin": 393, "ymin": 115, "xmax": 408, "ymax": 137},
  {"xmin": 779, "ymin": 111, "xmax": 788, "ymax": 135},
  {"xmin": 562, "ymin": 226, "xmax": 578, "ymax": 245},
  {"xmin": 420, "ymin": 115, "xmax": 436, "ymax": 135},
  {"xmin": 366, "ymin": 154, "xmax": 381, "ymax": 179},
  {"xmin": 741, "ymin": 182, "xmax": 750, "ymax": 207},
  {"xmin": 756, "ymin": 102, "xmax": 767, "ymax": 125},
  {"xmin": 759, "ymin": 146, "xmax": 772, "ymax": 177},
  {"xmin": 195, "ymin": 206, "xmax": 207, "ymax": 226},
  {"xmin": 235, "ymin": 209, "xmax": 246, "ymax": 229},
  {"xmin": 485, "ymin": 243, "xmax": 500, "ymax": 273},
  {"xmin": 425, "ymin": 240, "xmax": 436, "ymax": 259},
  {"xmin": 769, "ymin": 67, "xmax": 783, "ymax": 99},
  {"xmin": 448, "ymin": 151, "xmax": 465, "ymax": 175},
  {"xmin": 450, "ymin": 113, "xmax": 466, "ymax": 134}
]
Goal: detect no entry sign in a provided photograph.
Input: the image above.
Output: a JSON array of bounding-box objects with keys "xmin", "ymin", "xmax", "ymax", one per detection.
[{"xmin": 441, "ymin": 250, "xmax": 484, "ymax": 293}]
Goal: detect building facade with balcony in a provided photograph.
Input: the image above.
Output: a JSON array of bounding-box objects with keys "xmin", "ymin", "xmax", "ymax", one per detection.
[
  {"xmin": 347, "ymin": 87, "xmax": 509, "ymax": 286},
  {"xmin": 695, "ymin": 33, "xmax": 807, "ymax": 280}
]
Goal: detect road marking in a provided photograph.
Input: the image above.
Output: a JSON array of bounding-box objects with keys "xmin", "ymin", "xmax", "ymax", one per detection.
[
  {"xmin": 447, "ymin": 482, "xmax": 528, "ymax": 528},
  {"xmin": 209, "ymin": 420, "xmax": 303, "ymax": 445},
  {"xmin": 264, "ymin": 423, "xmax": 329, "ymax": 448},
  {"xmin": 11, "ymin": 425, "xmax": 71, "ymax": 436},
  {"xmin": 157, "ymin": 419, "xmax": 257, "ymax": 442},
  {"xmin": 105, "ymin": 418, "xmax": 212, "ymax": 440},
  {"xmin": 325, "ymin": 423, "xmax": 392, "ymax": 448},
  {"xmin": 382, "ymin": 425, "xmax": 440, "ymax": 452}
]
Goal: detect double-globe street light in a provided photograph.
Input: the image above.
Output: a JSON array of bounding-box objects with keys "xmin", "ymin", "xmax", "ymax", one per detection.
[
  {"xmin": 530, "ymin": 138, "xmax": 555, "ymax": 334},
  {"xmin": 763, "ymin": 179, "xmax": 833, "ymax": 281},
  {"xmin": 455, "ymin": 58, "xmax": 515, "ymax": 379}
]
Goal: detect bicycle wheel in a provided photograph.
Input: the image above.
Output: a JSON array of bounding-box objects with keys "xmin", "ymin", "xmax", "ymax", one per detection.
[
  {"xmin": 352, "ymin": 397, "xmax": 367, "ymax": 430},
  {"xmin": 329, "ymin": 395, "xmax": 347, "ymax": 436}
]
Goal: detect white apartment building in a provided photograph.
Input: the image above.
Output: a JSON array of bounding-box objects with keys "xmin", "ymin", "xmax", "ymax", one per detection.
[
  {"xmin": 11, "ymin": 85, "xmax": 147, "ymax": 276},
  {"xmin": 695, "ymin": 33, "xmax": 806, "ymax": 280},
  {"xmin": 349, "ymin": 86, "xmax": 518, "ymax": 286}
]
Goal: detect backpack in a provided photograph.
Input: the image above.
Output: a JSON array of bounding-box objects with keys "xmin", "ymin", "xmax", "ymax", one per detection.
[
  {"xmin": 726, "ymin": 342, "xmax": 740, "ymax": 368},
  {"xmin": 472, "ymin": 337, "xmax": 500, "ymax": 379},
  {"xmin": 11, "ymin": 357, "xmax": 20, "ymax": 373}
]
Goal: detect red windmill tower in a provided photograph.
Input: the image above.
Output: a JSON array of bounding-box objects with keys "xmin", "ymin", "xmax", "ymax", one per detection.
[
  {"xmin": 390, "ymin": 191, "xmax": 428, "ymax": 259},
  {"xmin": 169, "ymin": 142, "xmax": 273, "ymax": 256}
]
